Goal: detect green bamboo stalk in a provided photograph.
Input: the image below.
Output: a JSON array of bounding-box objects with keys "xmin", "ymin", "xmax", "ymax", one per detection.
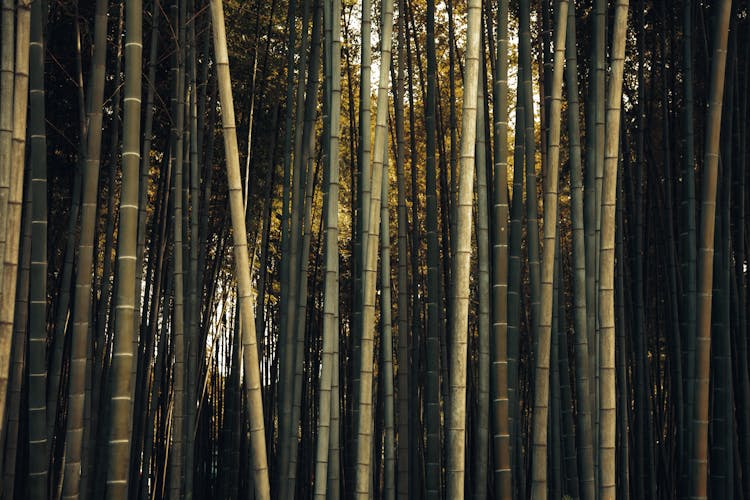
[
  {"xmin": 184, "ymin": 18, "xmax": 199, "ymax": 487},
  {"xmin": 507, "ymin": 56, "xmax": 526, "ymax": 497},
  {"xmin": 381, "ymin": 157, "xmax": 396, "ymax": 500},
  {"xmin": 169, "ymin": 0, "xmax": 187, "ymax": 494},
  {"xmin": 104, "ymin": 0, "xmax": 143, "ymax": 494},
  {"xmin": 394, "ymin": 0, "xmax": 411, "ymax": 495},
  {"xmin": 314, "ymin": 0, "xmax": 341, "ymax": 494},
  {"xmin": 27, "ymin": 0, "xmax": 48, "ymax": 493},
  {"xmin": 96, "ymin": 2, "xmax": 124, "ymax": 351},
  {"xmin": 564, "ymin": 5, "xmax": 595, "ymax": 499},
  {"xmin": 328, "ymin": 310, "xmax": 341, "ymax": 500},
  {"xmin": 681, "ymin": 1, "xmax": 697, "ymax": 489},
  {"xmin": 519, "ymin": 0, "xmax": 541, "ymax": 339},
  {"xmin": 423, "ymin": 0, "xmax": 441, "ymax": 494},
  {"xmin": 277, "ymin": 0, "xmax": 311, "ymax": 491},
  {"xmin": 287, "ymin": 7, "xmax": 323, "ymax": 496},
  {"xmin": 474, "ymin": 58, "xmax": 491, "ymax": 500},
  {"xmin": 490, "ymin": 0, "xmax": 511, "ymax": 496},
  {"xmin": 61, "ymin": 0, "xmax": 109, "ymax": 496}
]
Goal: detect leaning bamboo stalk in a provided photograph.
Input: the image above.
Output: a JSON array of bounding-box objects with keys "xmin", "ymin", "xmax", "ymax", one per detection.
[{"xmin": 209, "ymin": 1, "xmax": 270, "ymax": 498}]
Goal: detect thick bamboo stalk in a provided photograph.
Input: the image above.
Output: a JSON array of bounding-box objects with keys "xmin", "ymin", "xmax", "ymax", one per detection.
[
  {"xmin": 105, "ymin": 0, "xmax": 143, "ymax": 495},
  {"xmin": 597, "ymin": 2, "xmax": 629, "ymax": 499},
  {"xmin": 354, "ymin": 0, "xmax": 394, "ymax": 493},
  {"xmin": 445, "ymin": 0, "xmax": 480, "ymax": 493},
  {"xmin": 3, "ymin": 154, "xmax": 31, "ymax": 500},
  {"xmin": 530, "ymin": 3, "xmax": 568, "ymax": 497},
  {"xmin": 0, "ymin": 0, "xmax": 30, "ymax": 449},
  {"xmin": 209, "ymin": 1, "xmax": 270, "ymax": 497},
  {"xmin": 691, "ymin": 2, "xmax": 732, "ymax": 496},
  {"xmin": 62, "ymin": 0, "xmax": 109, "ymax": 496},
  {"xmin": 314, "ymin": 0, "xmax": 341, "ymax": 494}
]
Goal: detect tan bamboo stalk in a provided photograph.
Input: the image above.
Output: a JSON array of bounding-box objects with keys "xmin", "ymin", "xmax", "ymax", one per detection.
[
  {"xmin": 314, "ymin": 0, "xmax": 341, "ymax": 494},
  {"xmin": 0, "ymin": 0, "xmax": 30, "ymax": 444},
  {"xmin": 2, "ymin": 154, "xmax": 31, "ymax": 500},
  {"xmin": 690, "ymin": 0, "xmax": 732, "ymax": 498},
  {"xmin": 530, "ymin": 3, "xmax": 568, "ymax": 498},
  {"xmin": 0, "ymin": 0, "xmax": 15, "ymax": 297},
  {"xmin": 597, "ymin": 1, "xmax": 629, "ymax": 499},
  {"xmin": 354, "ymin": 0, "xmax": 394, "ymax": 493},
  {"xmin": 209, "ymin": 1, "xmax": 270, "ymax": 498},
  {"xmin": 445, "ymin": 0, "xmax": 480, "ymax": 493}
]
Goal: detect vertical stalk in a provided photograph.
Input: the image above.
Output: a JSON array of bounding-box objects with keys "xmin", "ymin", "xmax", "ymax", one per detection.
[
  {"xmin": 564, "ymin": 5, "xmax": 595, "ymax": 498},
  {"xmin": 27, "ymin": 0, "xmax": 48, "ymax": 494},
  {"xmin": 105, "ymin": 0, "xmax": 142, "ymax": 494},
  {"xmin": 597, "ymin": 2, "xmax": 629, "ymax": 499},
  {"xmin": 530, "ymin": 3, "xmax": 568, "ymax": 498},
  {"xmin": 445, "ymin": 0, "xmax": 481, "ymax": 492},
  {"xmin": 690, "ymin": 0, "xmax": 731, "ymax": 497}
]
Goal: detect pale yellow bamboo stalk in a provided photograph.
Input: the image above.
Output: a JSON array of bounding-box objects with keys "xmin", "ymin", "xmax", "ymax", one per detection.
[{"xmin": 209, "ymin": 1, "xmax": 270, "ymax": 498}]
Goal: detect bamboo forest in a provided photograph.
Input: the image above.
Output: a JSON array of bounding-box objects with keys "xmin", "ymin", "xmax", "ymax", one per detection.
[{"xmin": 1, "ymin": 0, "xmax": 750, "ymax": 498}]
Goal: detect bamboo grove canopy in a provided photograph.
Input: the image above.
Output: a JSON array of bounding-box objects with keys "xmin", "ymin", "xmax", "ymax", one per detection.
[{"xmin": 0, "ymin": 0, "xmax": 748, "ymax": 498}]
